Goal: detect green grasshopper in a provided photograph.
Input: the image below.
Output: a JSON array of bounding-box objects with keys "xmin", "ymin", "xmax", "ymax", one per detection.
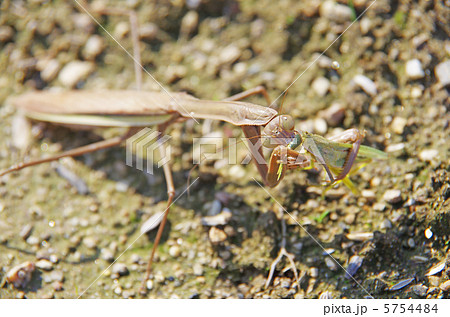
[{"xmin": 262, "ymin": 116, "xmax": 388, "ymax": 194}]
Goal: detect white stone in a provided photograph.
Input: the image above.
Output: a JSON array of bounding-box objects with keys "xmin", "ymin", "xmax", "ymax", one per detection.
[
  {"xmin": 391, "ymin": 117, "xmax": 407, "ymax": 134},
  {"xmin": 353, "ymin": 74, "xmax": 377, "ymax": 96},
  {"xmin": 435, "ymin": 60, "xmax": 450, "ymax": 86},
  {"xmin": 383, "ymin": 189, "xmax": 402, "ymax": 204},
  {"xmin": 58, "ymin": 61, "xmax": 94, "ymax": 87},
  {"xmin": 83, "ymin": 35, "xmax": 105, "ymax": 60},
  {"xmin": 320, "ymin": 1, "xmax": 353, "ymax": 23},
  {"xmin": 40, "ymin": 59, "xmax": 60, "ymax": 82},
  {"xmin": 406, "ymin": 59, "xmax": 425, "ymax": 80},
  {"xmin": 312, "ymin": 77, "xmax": 330, "ymax": 96},
  {"xmin": 219, "ymin": 45, "xmax": 241, "ymax": 64},
  {"xmin": 36, "ymin": 259, "xmax": 53, "ymax": 271},
  {"xmin": 418, "ymin": 149, "xmax": 438, "ymax": 162}
]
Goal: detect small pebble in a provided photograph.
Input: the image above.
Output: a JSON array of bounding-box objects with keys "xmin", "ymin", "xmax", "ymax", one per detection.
[
  {"xmin": 208, "ymin": 199, "xmax": 222, "ymax": 216},
  {"xmin": 55, "ymin": 164, "xmax": 89, "ymax": 195},
  {"xmin": 406, "ymin": 59, "xmax": 425, "ymax": 80},
  {"xmin": 26, "ymin": 236, "xmax": 39, "ymax": 245},
  {"xmin": 439, "ymin": 280, "xmax": 450, "ymax": 292},
  {"xmin": 202, "ymin": 210, "xmax": 232, "ymax": 226},
  {"xmin": 111, "ymin": 263, "xmax": 129, "ymax": 277},
  {"xmin": 412, "ymin": 284, "xmax": 428, "ymax": 297},
  {"xmin": 52, "ymin": 281, "xmax": 64, "ymax": 292},
  {"xmin": 16, "ymin": 291, "xmax": 26, "ymax": 299},
  {"xmin": 344, "ymin": 214, "xmax": 356, "ymax": 225},
  {"xmin": 410, "ymin": 86, "xmax": 422, "ymax": 98},
  {"xmin": 425, "ymin": 261, "xmax": 445, "ymax": 276},
  {"xmin": 361, "ymin": 190, "xmax": 376, "ymax": 201},
  {"xmin": 146, "ymin": 279, "xmax": 154, "ymax": 290},
  {"xmin": 407, "ymin": 238, "xmax": 415, "ymax": 248},
  {"xmin": 83, "ymin": 35, "xmax": 105, "ymax": 60},
  {"xmin": 424, "ymin": 228, "xmax": 433, "ymax": 239},
  {"xmin": 100, "ymin": 248, "xmax": 115, "ymax": 262},
  {"xmin": 411, "ymin": 256, "xmax": 429, "ymax": 263},
  {"xmin": 114, "ymin": 286, "xmax": 123, "ymax": 295},
  {"xmin": 353, "ymin": 74, "xmax": 377, "ymax": 96},
  {"xmin": 19, "ymin": 224, "xmax": 33, "ymax": 240},
  {"xmin": 193, "ymin": 263, "xmax": 203, "ymax": 276},
  {"xmin": 228, "ymin": 165, "xmax": 246, "ymax": 179},
  {"xmin": 320, "ymin": 1, "xmax": 353, "ymax": 23},
  {"xmin": 317, "ymin": 55, "xmax": 333, "ymax": 68},
  {"xmin": 48, "ymin": 270, "xmax": 64, "ymax": 282},
  {"xmin": 390, "ymin": 278, "xmax": 414, "ymax": 291},
  {"xmin": 49, "ymin": 254, "xmax": 59, "ymax": 264},
  {"xmin": 209, "ymin": 227, "xmax": 227, "ymax": 243},
  {"xmin": 319, "ymin": 102, "xmax": 345, "ymax": 126},
  {"xmin": 311, "ymin": 77, "xmax": 330, "ymax": 97},
  {"xmin": 83, "ymin": 236, "xmax": 98, "ymax": 249},
  {"xmin": 324, "ymin": 257, "xmax": 338, "ymax": 271},
  {"xmin": 40, "ymin": 59, "xmax": 60, "ymax": 82},
  {"xmin": 313, "ymin": 118, "xmax": 328, "ymax": 134},
  {"xmin": 130, "ymin": 254, "xmax": 141, "ymax": 264},
  {"xmin": 219, "ymin": 45, "xmax": 241, "ymax": 64},
  {"xmin": 359, "ymin": 17, "xmax": 372, "ymax": 35},
  {"xmin": 386, "ymin": 143, "xmax": 405, "ymax": 153},
  {"xmin": 322, "ymin": 248, "xmax": 335, "ymax": 256},
  {"xmin": 58, "ymin": 61, "xmax": 94, "ymax": 88},
  {"xmin": 383, "ymin": 189, "xmax": 402, "ymax": 204},
  {"xmin": 115, "ymin": 182, "xmax": 128, "ymax": 192},
  {"xmin": 435, "ymin": 60, "xmax": 450, "ymax": 86},
  {"xmin": 140, "ymin": 212, "xmax": 164, "ymax": 234},
  {"xmin": 345, "ymin": 255, "xmax": 363, "ymax": 279},
  {"xmin": 346, "ymin": 232, "xmax": 373, "ymax": 241},
  {"xmin": 169, "ymin": 245, "xmax": 181, "ymax": 258},
  {"xmin": 380, "ymin": 219, "xmax": 392, "ymax": 229},
  {"xmin": 418, "ymin": 149, "xmax": 438, "ymax": 162},
  {"xmin": 114, "ymin": 21, "xmax": 129, "ymax": 39},
  {"xmin": 428, "ymin": 277, "xmax": 441, "ymax": 287},
  {"xmin": 12, "ymin": 114, "xmax": 31, "ymax": 151},
  {"xmin": 0, "ymin": 25, "xmax": 14, "ymax": 42},
  {"xmin": 36, "ymin": 259, "xmax": 53, "ymax": 271},
  {"xmin": 391, "ymin": 117, "xmax": 407, "ymax": 134},
  {"xmin": 310, "ymin": 267, "xmax": 319, "ymax": 278},
  {"xmin": 180, "ymin": 11, "xmax": 199, "ymax": 38},
  {"xmin": 155, "ymin": 271, "xmax": 165, "ymax": 283},
  {"xmin": 122, "ymin": 290, "xmax": 135, "ymax": 299},
  {"xmin": 373, "ymin": 202, "xmax": 386, "ymax": 212},
  {"xmin": 139, "ymin": 23, "xmax": 159, "ymax": 40}
]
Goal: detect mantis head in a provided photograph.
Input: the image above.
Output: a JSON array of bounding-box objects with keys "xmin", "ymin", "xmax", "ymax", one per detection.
[{"xmin": 262, "ymin": 115, "xmax": 298, "ymax": 148}]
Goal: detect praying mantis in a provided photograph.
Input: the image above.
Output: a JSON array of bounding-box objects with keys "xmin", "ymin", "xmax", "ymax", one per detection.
[{"xmin": 0, "ymin": 3, "xmax": 387, "ymax": 295}]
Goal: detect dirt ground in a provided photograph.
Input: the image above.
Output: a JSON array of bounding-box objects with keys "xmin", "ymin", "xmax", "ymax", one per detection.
[{"xmin": 0, "ymin": 0, "xmax": 449, "ymax": 299}]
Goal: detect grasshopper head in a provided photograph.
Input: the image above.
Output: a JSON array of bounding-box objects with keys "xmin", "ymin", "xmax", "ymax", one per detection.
[{"xmin": 262, "ymin": 115, "xmax": 297, "ymax": 148}]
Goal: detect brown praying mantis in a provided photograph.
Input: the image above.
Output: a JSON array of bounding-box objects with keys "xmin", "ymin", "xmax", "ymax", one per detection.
[{"xmin": 0, "ymin": 4, "xmax": 387, "ymax": 294}]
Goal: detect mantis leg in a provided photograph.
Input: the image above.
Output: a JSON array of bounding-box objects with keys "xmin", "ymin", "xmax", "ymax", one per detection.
[
  {"xmin": 266, "ymin": 146, "xmax": 310, "ymax": 187},
  {"xmin": 0, "ymin": 128, "xmax": 140, "ymax": 177},
  {"xmin": 140, "ymin": 125, "xmax": 175, "ymax": 294},
  {"xmin": 224, "ymin": 85, "xmax": 272, "ymax": 108},
  {"xmin": 225, "ymin": 86, "xmax": 275, "ymax": 187}
]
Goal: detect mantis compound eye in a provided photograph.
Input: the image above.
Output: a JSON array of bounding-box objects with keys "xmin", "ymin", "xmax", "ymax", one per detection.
[{"xmin": 280, "ymin": 115, "xmax": 295, "ymax": 131}]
